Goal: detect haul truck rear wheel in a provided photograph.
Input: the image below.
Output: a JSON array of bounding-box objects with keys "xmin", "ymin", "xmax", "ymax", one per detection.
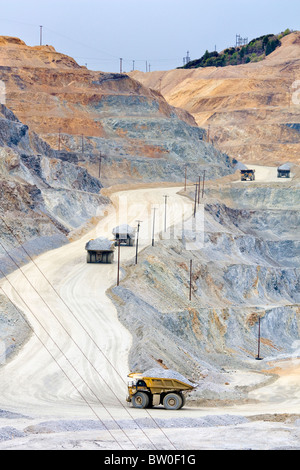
[
  {"xmin": 163, "ymin": 393, "xmax": 183, "ymax": 410},
  {"xmin": 132, "ymin": 392, "xmax": 150, "ymax": 409}
]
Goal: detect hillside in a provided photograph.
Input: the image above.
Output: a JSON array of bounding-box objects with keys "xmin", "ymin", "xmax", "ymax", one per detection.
[
  {"xmin": 111, "ymin": 167, "xmax": 300, "ymax": 380},
  {"xmin": 0, "ymin": 103, "xmax": 109, "ymax": 271},
  {"xmin": 130, "ymin": 31, "xmax": 300, "ymax": 166},
  {"xmin": 181, "ymin": 30, "xmax": 291, "ymax": 69},
  {"xmin": 0, "ymin": 35, "xmax": 238, "ymax": 273},
  {"xmin": 0, "ymin": 36, "xmax": 235, "ymax": 188},
  {"xmin": 0, "ymin": 34, "xmax": 238, "ymax": 359},
  {"xmin": 0, "ymin": 35, "xmax": 299, "ymax": 451}
]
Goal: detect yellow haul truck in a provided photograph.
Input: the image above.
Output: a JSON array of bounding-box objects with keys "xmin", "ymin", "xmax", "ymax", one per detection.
[
  {"xmin": 126, "ymin": 372, "xmax": 195, "ymax": 410},
  {"xmin": 241, "ymin": 169, "xmax": 255, "ymax": 181}
]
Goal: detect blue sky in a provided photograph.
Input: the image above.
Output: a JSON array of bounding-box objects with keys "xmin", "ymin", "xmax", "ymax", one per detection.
[{"xmin": 0, "ymin": 0, "xmax": 299, "ymax": 72}]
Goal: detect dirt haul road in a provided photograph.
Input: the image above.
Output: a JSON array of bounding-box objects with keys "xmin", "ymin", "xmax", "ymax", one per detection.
[
  {"xmin": 0, "ymin": 182, "xmax": 299, "ymax": 450},
  {"xmin": 0, "ymin": 188, "xmax": 193, "ymax": 433}
]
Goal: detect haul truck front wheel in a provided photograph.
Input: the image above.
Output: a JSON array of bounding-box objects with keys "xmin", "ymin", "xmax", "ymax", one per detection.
[
  {"xmin": 132, "ymin": 392, "xmax": 150, "ymax": 409},
  {"xmin": 163, "ymin": 393, "xmax": 183, "ymax": 410}
]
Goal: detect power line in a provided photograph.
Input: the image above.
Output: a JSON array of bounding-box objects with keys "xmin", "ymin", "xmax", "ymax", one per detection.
[
  {"xmin": 0, "ymin": 253, "xmax": 138, "ymax": 449},
  {"xmin": 0, "ymin": 278, "xmax": 125, "ymax": 450},
  {"xmin": 42, "ymin": 25, "xmax": 121, "ymax": 60},
  {"xmin": 0, "ymin": 18, "xmax": 182, "ymax": 68},
  {"xmin": 0, "ymin": 231, "xmax": 159, "ymax": 450},
  {"xmin": 0, "ymin": 216, "xmax": 176, "ymax": 450}
]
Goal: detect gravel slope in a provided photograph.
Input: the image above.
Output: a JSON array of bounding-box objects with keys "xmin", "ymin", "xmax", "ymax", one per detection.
[{"xmin": 0, "ymin": 179, "xmax": 299, "ymax": 450}]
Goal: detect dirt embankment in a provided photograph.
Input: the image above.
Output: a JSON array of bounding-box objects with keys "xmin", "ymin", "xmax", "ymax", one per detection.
[
  {"xmin": 109, "ymin": 165, "xmax": 300, "ymax": 406},
  {"xmin": 130, "ymin": 32, "xmax": 300, "ymax": 166},
  {"xmin": 0, "ymin": 35, "xmax": 236, "ymax": 187}
]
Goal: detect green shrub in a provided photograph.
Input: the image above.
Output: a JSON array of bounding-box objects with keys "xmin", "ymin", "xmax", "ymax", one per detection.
[{"xmin": 179, "ymin": 29, "xmax": 288, "ymax": 69}]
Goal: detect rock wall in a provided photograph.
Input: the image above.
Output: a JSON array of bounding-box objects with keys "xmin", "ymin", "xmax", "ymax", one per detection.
[
  {"xmin": 130, "ymin": 32, "xmax": 300, "ymax": 166},
  {"xmin": 110, "ymin": 189, "xmax": 300, "ymax": 385},
  {"xmin": 0, "ymin": 37, "xmax": 236, "ymax": 187},
  {"xmin": 0, "ymin": 104, "xmax": 109, "ymax": 275}
]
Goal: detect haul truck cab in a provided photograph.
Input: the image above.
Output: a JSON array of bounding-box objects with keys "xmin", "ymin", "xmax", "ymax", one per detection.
[
  {"xmin": 127, "ymin": 372, "xmax": 195, "ymax": 410},
  {"xmin": 241, "ymin": 169, "xmax": 255, "ymax": 181}
]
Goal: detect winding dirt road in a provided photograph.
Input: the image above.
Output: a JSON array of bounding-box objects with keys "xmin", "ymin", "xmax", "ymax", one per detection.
[
  {"xmin": 0, "ymin": 186, "xmax": 193, "ymax": 417},
  {"xmin": 0, "ymin": 182, "xmax": 299, "ymax": 450}
]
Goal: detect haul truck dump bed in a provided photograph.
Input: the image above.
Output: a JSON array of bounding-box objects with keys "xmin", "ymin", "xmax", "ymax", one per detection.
[{"xmin": 127, "ymin": 369, "xmax": 196, "ymax": 410}]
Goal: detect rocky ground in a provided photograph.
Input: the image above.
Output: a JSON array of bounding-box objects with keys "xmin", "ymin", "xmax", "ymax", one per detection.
[
  {"xmin": 130, "ymin": 31, "xmax": 300, "ymax": 167},
  {"xmin": 0, "ymin": 175, "xmax": 299, "ymax": 450},
  {"xmin": 0, "ymin": 103, "xmax": 109, "ymax": 274},
  {"xmin": 0, "ymin": 36, "xmax": 236, "ymax": 370},
  {"xmin": 0, "ymin": 35, "xmax": 299, "ymax": 450},
  {"xmin": 109, "ymin": 165, "xmax": 300, "ymax": 406},
  {"xmin": 0, "ymin": 36, "xmax": 236, "ymax": 188}
]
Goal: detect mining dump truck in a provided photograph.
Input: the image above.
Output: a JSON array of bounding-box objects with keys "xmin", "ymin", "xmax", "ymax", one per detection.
[
  {"xmin": 85, "ymin": 237, "xmax": 115, "ymax": 264},
  {"xmin": 112, "ymin": 224, "xmax": 135, "ymax": 246},
  {"xmin": 241, "ymin": 169, "xmax": 255, "ymax": 181},
  {"xmin": 126, "ymin": 371, "xmax": 195, "ymax": 410},
  {"xmin": 277, "ymin": 164, "xmax": 291, "ymax": 178}
]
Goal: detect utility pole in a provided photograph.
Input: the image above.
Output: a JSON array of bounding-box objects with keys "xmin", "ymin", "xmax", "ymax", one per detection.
[
  {"xmin": 135, "ymin": 220, "xmax": 142, "ymax": 264},
  {"xmin": 163, "ymin": 195, "xmax": 169, "ymax": 232},
  {"xmin": 152, "ymin": 207, "xmax": 157, "ymax": 246},
  {"xmin": 256, "ymin": 316, "xmax": 263, "ymax": 360},
  {"xmin": 120, "ymin": 58, "xmax": 123, "ymax": 74},
  {"xmin": 132, "ymin": 60, "xmax": 135, "ymax": 71},
  {"xmin": 98, "ymin": 152, "xmax": 105, "ymax": 179},
  {"xmin": 189, "ymin": 259, "xmax": 192, "ymax": 301},
  {"xmin": 202, "ymin": 170, "xmax": 206, "ymax": 198},
  {"xmin": 40, "ymin": 25, "xmax": 43, "ymax": 46},
  {"xmin": 198, "ymin": 175, "xmax": 201, "ymax": 204},
  {"xmin": 193, "ymin": 183, "xmax": 198, "ymax": 217},
  {"xmin": 117, "ymin": 240, "xmax": 121, "ymax": 286}
]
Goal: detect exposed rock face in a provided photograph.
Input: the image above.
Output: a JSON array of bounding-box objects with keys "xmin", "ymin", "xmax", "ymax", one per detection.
[
  {"xmin": 0, "ymin": 38, "xmax": 237, "ymax": 364},
  {"xmin": 0, "ymin": 292, "xmax": 31, "ymax": 363},
  {"xmin": 0, "ymin": 37, "xmax": 238, "ymax": 364},
  {"xmin": 0, "ymin": 36, "xmax": 235, "ymax": 186},
  {"xmin": 130, "ymin": 32, "xmax": 300, "ymax": 166},
  {"xmin": 0, "ymin": 104, "xmax": 109, "ymax": 275},
  {"xmin": 110, "ymin": 175, "xmax": 300, "ymax": 382}
]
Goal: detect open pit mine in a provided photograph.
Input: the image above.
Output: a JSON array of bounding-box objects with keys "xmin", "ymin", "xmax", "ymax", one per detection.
[{"xmin": 0, "ymin": 35, "xmax": 299, "ymax": 450}]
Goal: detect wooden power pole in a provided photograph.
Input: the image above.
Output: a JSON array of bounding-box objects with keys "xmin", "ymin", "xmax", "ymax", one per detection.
[
  {"xmin": 202, "ymin": 170, "xmax": 206, "ymax": 198},
  {"xmin": 98, "ymin": 152, "xmax": 105, "ymax": 179},
  {"xmin": 152, "ymin": 208, "xmax": 157, "ymax": 247},
  {"xmin": 256, "ymin": 316, "xmax": 263, "ymax": 360},
  {"xmin": 117, "ymin": 240, "xmax": 121, "ymax": 286},
  {"xmin": 189, "ymin": 260, "xmax": 193, "ymax": 301},
  {"xmin": 135, "ymin": 220, "xmax": 142, "ymax": 264}
]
